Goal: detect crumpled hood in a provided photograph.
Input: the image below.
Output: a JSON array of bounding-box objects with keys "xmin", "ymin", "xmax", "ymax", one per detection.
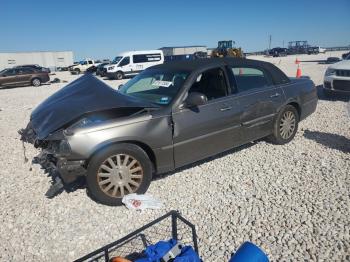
[{"xmin": 30, "ymin": 74, "xmax": 155, "ymax": 139}]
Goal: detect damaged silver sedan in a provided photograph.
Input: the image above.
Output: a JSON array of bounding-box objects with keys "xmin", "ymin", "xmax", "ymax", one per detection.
[{"xmin": 20, "ymin": 58, "xmax": 318, "ymax": 205}]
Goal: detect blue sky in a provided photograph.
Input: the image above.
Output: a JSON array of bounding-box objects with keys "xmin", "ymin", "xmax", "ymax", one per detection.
[{"xmin": 1, "ymin": 0, "xmax": 349, "ymax": 60}]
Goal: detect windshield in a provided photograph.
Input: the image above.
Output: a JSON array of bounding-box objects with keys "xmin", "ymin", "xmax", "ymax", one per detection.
[
  {"xmin": 112, "ymin": 56, "xmax": 123, "ymax": 64},
  {"xmin": 119, "ymin": 69, "xmax": 190, "ymax": 106},
  {"xmin": 346, "ymin": 54, "xmax": 350, "ymax": 60}
]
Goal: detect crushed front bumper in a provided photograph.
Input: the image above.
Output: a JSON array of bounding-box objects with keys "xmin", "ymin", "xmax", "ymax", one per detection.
[
  {"xmin": 35, "ymin": 151, "xmax": 87, "ymax": 184},
  {"xmin": 19, "ymin": 123, "xmax": 87, "ymax": 184}
]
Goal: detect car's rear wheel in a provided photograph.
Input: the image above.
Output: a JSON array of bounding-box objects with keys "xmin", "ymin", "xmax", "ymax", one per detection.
[
  {"xmin": 116, "ymin": 71, "xmax": 124, "ymax": 80},
  {"xmin": 31, "ymin": 78, "xmax": 41, "ymax": 87},
  {"xmin": 268, "ymin": 105, "xmax": 299, "ymax": 144},
  {"xmin": 75, "ymin": 68, "xmax": 80, "ymax": 74},
  {"xmin": 86, "ymin": 143, "xmax": 152, "ymax": 206}
]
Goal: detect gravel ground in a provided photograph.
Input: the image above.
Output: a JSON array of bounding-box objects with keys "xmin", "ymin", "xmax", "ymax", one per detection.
[{"xmin": 0, "ymin": 52, "xmax": 349, "ymax": 261}]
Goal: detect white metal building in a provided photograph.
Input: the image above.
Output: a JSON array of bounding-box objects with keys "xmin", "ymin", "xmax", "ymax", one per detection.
[
  {"xmin": 159, "ymin": 46, "xmax": 207, "ymax": 56},
  {"xmin": 0, "ymin": 51, "xmax": 74, "ymax": 71}
]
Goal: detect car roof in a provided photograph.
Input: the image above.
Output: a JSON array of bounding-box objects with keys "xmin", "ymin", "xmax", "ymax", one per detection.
[
  {"xmin": 15, "ymin": 64, "xmax": 40, "ymax": 68},
  {"xmin": 152, "ymin": 57, "xmax": 265, "ymax": 71},
  {"xmin": 150, "ymin": 58, "xmax": 290, "ymax": 84}
]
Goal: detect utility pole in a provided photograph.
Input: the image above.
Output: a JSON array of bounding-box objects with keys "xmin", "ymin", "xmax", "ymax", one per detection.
[{"xmin": 268, "ymin": 34, "xmax": 272, "ymax": 51}]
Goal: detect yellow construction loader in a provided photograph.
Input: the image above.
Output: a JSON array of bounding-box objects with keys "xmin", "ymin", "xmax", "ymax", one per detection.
[{"xmin": 211, "ymin": 40, "xmax": 244, "ymax": 58}]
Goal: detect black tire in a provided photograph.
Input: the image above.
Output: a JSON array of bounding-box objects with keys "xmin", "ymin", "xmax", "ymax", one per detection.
[
  {"xmin": 86, "ymin": 143, "xmax": 153, "ymax": 206},
  {"xmin": 31, "ymin": 78, "xmax": 41, "ymax": 87},
  {"xmin": 115, "ymin": 71, "xmax": 124, "ymax": 80},
  {"xmin": 268, "ymin": 105, "xmax": 299, "ymax": 145},
  {"xmin": 75, "ymin": 68, "xmax": 80, "ymax": 74}
]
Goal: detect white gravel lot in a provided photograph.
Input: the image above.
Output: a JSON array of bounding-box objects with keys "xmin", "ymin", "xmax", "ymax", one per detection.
[{"xmin": 0, "ymin": 52, "xmax": 349, "ymax": 261}]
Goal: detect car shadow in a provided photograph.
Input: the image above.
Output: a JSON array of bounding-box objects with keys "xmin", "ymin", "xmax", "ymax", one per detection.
[
  {"xmin": 0, "ymin": 83, "xmax": 52, "ymax": 90},
  {"xmin": 316, "ymin": 85, "xmax": 350, "ymax": 102},
  {"xmin": 153, "ymin": 141, "xmax": 258, "ymax": 181},
  {"xmin": 303, "ymin": 130, "xmax": 350, "ymax": 154}
]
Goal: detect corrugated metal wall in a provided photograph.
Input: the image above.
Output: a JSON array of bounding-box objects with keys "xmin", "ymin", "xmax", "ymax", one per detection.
[
  {"xmin": 0, "ymin": 51, "xmax": 74, "ymax": 71},
  {"xmin": 173, "ymin": 46, "xmax": 207, "ymax": 55},
  {"xmin": 160, "ymin": 46, "xmax": 207, "ymax": 56}
]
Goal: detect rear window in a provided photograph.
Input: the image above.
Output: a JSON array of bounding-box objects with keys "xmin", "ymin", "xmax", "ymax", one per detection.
[
  {"xmin": 231, "ymin": 67, "xmax": 273, "ymax": 92},
  {"xmin": 133, "ymin": 53, "xmax": 162, "ymax": 63}
]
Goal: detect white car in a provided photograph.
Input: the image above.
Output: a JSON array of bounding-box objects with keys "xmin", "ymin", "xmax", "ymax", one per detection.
[
  {"xmin": 323, "ymin": 54, "xmax": 350, "ymax": 96},
  {"xmin": 70, "ymin": 59, "xmax": 101, "ymax": 74},
  {"xmin": 105, "ymin": 50, "xmax": 164, "ymax": 80},
  {"xmin": 318, "ymin": 47, "xmax": 326, "ymax": 54}
]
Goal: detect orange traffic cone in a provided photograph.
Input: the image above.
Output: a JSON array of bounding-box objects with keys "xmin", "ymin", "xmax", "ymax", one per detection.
[
  {"xmin": 295, "ymin": 58, "xmax": 300, "ymax": 64},
  {"xmin": 296, "ymin": 64, "xmax": 302, "ymax": 78}
]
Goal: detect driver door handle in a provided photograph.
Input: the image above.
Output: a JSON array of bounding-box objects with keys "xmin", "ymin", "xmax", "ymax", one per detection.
[
  {"xmin": 220, "ymin": 106, "xmax": 232, "ymax": 112},
  {"xmin": 270, "ymin": 93, "xmax": 281, "ymax": 98}
]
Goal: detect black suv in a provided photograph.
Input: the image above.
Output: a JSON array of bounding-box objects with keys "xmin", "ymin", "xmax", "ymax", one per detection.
[{"xmin": 268, "ymin": 48, "xmax": 288, "ymax": 57}]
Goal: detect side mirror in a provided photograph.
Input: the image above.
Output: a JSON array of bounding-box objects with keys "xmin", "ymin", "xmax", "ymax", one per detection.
[{"xmin": 185, "ymin": 92, "xmax": 208, "ymax": 108}]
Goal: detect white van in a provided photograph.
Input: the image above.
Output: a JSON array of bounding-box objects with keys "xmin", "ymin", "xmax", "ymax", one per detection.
[{"xmin": 105, "ymin": 50, "xmax": 164, "ymax": 79}]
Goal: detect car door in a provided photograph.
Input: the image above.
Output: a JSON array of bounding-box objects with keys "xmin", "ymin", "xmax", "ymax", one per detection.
[
  {"xmin": 16, "ymin": 68, "xmax": 33, "ymax": 84},
  {"xmin": 118, "ymin": 56, "xmax": 132, "ymax": 73},
  {"xmin": 0, "ymin": 69, "xmax": 18, "ymax": 86},
  {"xmin": 132, "ymin": 54, "xmax": 145, "ymax": 72},
  {"xmin": 172, "ymin": 67, "xmax": 242, "ymax": 168},
  {"xmin": 230, "ymin": 66, "xmax": 285, "ymax": 143}
]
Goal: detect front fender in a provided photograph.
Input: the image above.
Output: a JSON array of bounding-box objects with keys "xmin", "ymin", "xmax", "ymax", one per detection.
[{"xmin": 66, "ymin": 116, "xmax": 173, "ymax": 163}]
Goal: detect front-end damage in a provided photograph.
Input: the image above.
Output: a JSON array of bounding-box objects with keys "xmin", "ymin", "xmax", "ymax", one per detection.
[
  {"xmin": 19, "ymin": 122, "xmax": 87, "ymax": 197},
  {"xmin": 18, "ymin": 74, "xmax": 161, "ymax": 197}
]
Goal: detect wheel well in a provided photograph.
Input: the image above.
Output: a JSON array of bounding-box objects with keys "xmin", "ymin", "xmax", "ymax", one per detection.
[
  {"xmin": 287, "ymin": 102, "xmax": 301, "ymax": 117},
  {"xmin": 31, "ymin": 77, "xmax": 41, "ymax": 82},
  {"xmin": 125, "ymin": 141, "xmax": 156, "ymax": 170},
  {"xmin": 88, "ymin": 141, "xmax": 157, "ymax": 171}
]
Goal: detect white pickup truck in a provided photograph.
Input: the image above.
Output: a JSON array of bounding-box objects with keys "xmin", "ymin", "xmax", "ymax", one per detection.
[{"xmin": 70, "ymin": 59, "xmax": 101, "ymax": 74}]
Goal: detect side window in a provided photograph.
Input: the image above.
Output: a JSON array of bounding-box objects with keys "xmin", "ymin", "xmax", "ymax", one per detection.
[
  {"xmin": 119, "ymin": 57, "xmax": 130, "ymax": 67},
  {"xmin": 18, "ymin": 68, "xmax": 33, "ymax": 74},
  {"xmin": 189, "ymin": 68, "xmax": 228, "ymax": 101},
  {"xmin": 88, "ymin": 61, "xmax": 93, "ymax": 64},
  {"xmin": 133, "ymin": 54, "xmax": 162, "ymax": 63},
  {"xmin": 231, "ymin": 67, "xmax": 272, "ymax": 93},
  {"xmin": 133, "ymin": 54, "xmax": 147, "ymax": 63},
  {"xmin": 3, "ymin": 69, "xmax": 16, "ymax": 76}
]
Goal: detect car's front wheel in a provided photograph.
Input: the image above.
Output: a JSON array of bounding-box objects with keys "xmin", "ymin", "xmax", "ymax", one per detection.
[
  {"xmin": 115, "ymin": 71, "xmax": 124, "ymax": 80},
  {"xmin": 268, "ymin": 105, "xmax": 299, "ymax": 144},
  {"xmin": 86, "ymin": 143, "xmax": 153, "ymax": 206},
  {"xmin": 31, "ymin": 78, "xmax": 41, "ymax": 87}
]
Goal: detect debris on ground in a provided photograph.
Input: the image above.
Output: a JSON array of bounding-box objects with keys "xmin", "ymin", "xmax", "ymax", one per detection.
[
  {"xmin": 50, "ymin": 78, "xmax": 61, "ymax": 83},
  {"xmin": 122, "ymin": 194, "xmax": 163, "ymax": 210}
]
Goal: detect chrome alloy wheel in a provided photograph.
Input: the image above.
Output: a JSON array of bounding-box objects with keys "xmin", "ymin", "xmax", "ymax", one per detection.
[
  {"xmin": 32, "ymin": 79, "xmax": 41, "ymax": 86},
  {"xmin": 97, "ymin": 154, "xmax": 143, "ymax": 198},
  {"xmin": 279, "ymin": 111, "xmax": 296, "ymax": 139}
]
